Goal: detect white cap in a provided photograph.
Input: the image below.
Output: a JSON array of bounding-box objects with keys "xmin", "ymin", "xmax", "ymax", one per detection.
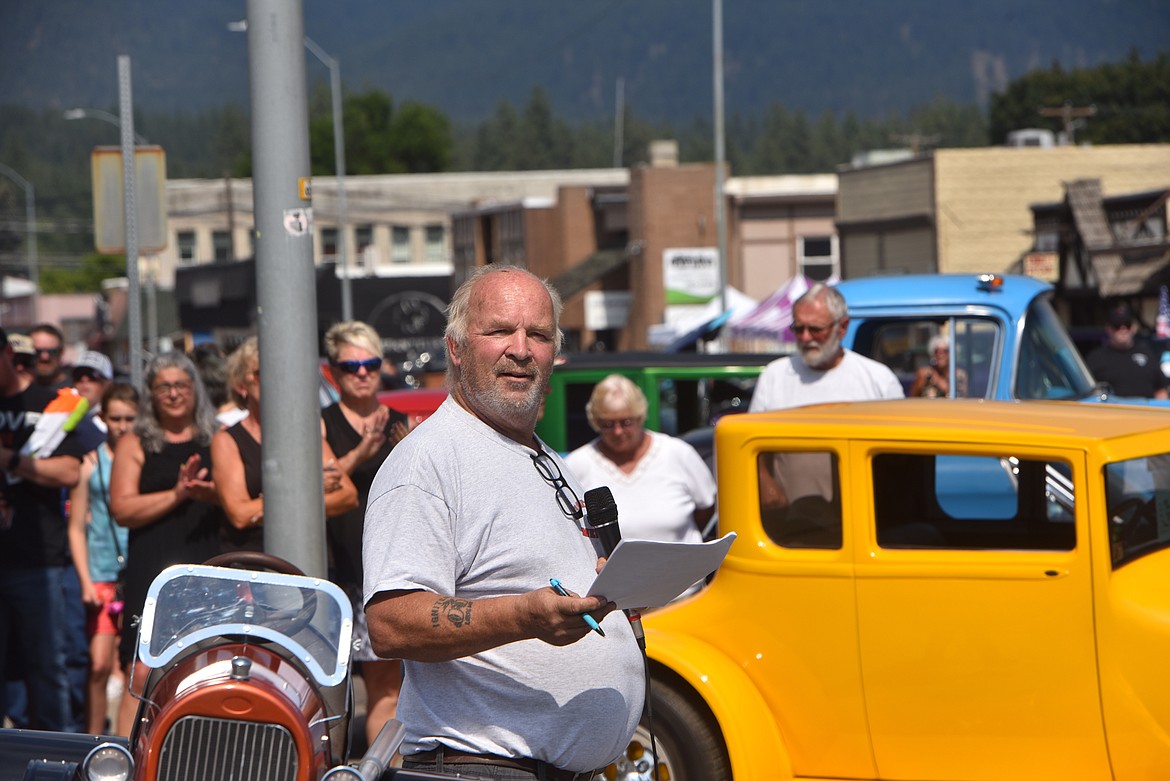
[{"xmin": 72, "ymin": 351, "xmax": 114, "ymax": 381}]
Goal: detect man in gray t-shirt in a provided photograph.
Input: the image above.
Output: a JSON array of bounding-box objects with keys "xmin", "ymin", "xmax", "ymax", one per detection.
[{"xmin": 364, "ymin": 266, "xmax": 644, "ymax": 777}]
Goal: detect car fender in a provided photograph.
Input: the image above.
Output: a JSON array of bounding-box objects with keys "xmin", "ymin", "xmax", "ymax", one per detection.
[{"xmin": 646, "ymin": 628, "xmax": 792, "ymax": 780}]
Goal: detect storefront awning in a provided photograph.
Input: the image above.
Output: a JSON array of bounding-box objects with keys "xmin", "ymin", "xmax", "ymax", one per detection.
[{"xmin": 550, "ymin": 249, "xmax": 628, "ymax": 301}]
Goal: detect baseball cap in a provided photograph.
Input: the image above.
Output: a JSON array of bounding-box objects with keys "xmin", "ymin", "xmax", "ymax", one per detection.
[
  {"xmin": 1106, "ymin": 304, "xmax": 1135, "ymax": 328},
  {"xmin": 8, "ymin": 333, "xmax": 34, "ymax": 358},
  {"xmin": 72, "ymin": 350, "xmax": 114, "ymax": 381}
]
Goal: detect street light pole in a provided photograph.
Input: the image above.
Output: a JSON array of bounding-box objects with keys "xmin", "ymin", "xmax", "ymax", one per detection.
[
  {"xmin": 230, "ymin": 20, "xmax": 352, "ymax": 323},
  {"xmin": 0, "ymin": 163, "xmax": 39, "ymax": 323},
  {"xmin": 302, "ymin": 36, "xmax": 353, "ymax": 323}
]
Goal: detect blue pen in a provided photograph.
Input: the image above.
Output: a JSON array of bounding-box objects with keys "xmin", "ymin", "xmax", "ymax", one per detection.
[{"xmin": 549, "ymin": 578, "xmax": 605, "ymax": 637}]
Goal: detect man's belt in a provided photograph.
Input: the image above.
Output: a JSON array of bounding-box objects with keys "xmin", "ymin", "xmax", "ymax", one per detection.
[{"xmin": 404, "ymin": 746, "xmax": 600, "ymax": 781}]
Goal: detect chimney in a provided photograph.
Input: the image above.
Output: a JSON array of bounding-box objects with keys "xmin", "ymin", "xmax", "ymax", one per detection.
[{"xmin": 648, "ymin": 139, "xmax": 679, "ymax": 168}]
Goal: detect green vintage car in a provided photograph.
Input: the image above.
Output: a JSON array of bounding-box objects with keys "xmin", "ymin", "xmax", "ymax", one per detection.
[{"xmin": 535, "ymin": 351, "xmax": 774, "ymax": 453}]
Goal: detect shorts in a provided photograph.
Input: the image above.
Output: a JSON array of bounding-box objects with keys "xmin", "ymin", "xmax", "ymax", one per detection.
[
  {"xmin": 350, "ymin": 595, "xmax": 403, "ymax": 664},
  {"xmin": 86, "ymin": 581, "xmax": 123, "ymax": 638},
  {"xmin": 351, "ymin": 597, "xmax": 380, "ymax": 663}
]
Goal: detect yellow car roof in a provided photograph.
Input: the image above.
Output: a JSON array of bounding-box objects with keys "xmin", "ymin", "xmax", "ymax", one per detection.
[{"xmin": 720, "ymin": 398, "xmax": 1170, "ymax": 448}]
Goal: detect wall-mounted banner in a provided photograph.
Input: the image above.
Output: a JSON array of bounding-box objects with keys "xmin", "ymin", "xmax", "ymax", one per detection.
[{"xmin": 663, "ymin": 247, "xmax": 720, "ymax": 305}]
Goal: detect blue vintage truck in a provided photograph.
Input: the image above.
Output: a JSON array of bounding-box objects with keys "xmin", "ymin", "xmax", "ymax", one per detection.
[{"xmin": 838, "ymin": 272, "xmax": 1169, "ymax": 407}]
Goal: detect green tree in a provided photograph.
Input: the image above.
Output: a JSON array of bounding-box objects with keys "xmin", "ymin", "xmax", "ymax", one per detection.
[
  {"xmin": 989, "ymin": 51, "xmax": 1170, "ymax": 144},
  {"xmin": 472, "ymin": 100, "xmax": 522, "ymax": 170},
  {"xmin": 387, "ymin": 102, "xmax": 453, "ymax": 173},
  {"xmin": 517, "ymin": 87, "xmax": 573, "ymax": 170},
  {"xmin": 39, "ymin": 253, "xmax": 125, "ymax": 294}
]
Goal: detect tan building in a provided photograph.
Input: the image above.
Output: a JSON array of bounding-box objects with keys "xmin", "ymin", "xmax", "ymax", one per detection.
[
  {"xmin": 452, "ymin": 146, "xmax": 838, "ymax": 351},
  {"xmin": 836, "ymin": 144, "xmax": 1170, "ymax": 279}
]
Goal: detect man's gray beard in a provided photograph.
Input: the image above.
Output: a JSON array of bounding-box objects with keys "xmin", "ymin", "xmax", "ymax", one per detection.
[
  {"xmin": 461, "ymin": 374, "xmax": 545, "ymax": 425},
  {"xmin": 799, "ymin": 332, "xmax": 843, "ymax": 370}
]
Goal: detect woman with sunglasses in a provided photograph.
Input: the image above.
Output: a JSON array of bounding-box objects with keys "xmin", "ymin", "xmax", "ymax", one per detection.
[
  {"xmin": 321, "ymin": 321, "xmax": 409, "ymax": 749},
  {"xmin": 565, "ymin": 374, "xmax": 716, "ymax": 590},
  {"xmin": 108, "ymin": 352, "xmax": 224, "ymax": 735},
  {"xmin": 212, "ymin": 336, "xmax": 357, "ymax": 553}
]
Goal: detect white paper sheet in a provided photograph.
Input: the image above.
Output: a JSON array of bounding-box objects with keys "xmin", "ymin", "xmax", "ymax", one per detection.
[{"xmin": 586, "ymin": 532, "xmax": 737, "ymax": 609}]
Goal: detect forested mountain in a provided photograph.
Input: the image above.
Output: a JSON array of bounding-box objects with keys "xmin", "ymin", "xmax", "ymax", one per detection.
[{"xmin": 2, "ymin": 0, "xmax": 1166, "ymax": 123}]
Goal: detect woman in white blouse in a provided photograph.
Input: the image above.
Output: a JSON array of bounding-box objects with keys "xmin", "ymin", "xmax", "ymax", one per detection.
[{"xmin": 565, "ymin": 374, "xmax": 716, "ymax": 549}]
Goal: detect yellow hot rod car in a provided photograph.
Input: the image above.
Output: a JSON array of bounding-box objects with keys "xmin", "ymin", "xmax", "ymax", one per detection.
[{"xmin": 639, "ymin": 399, "xmax": 1170, "ymax": 781}]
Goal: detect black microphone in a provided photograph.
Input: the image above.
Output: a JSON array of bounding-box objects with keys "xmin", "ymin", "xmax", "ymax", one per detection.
[
  {"xmin": 584, "ymin": 486, "xmax": 621, "ymax": 557},
  {"xmin": 584, "ymin": 486, "xmax": 646, "ymax": 651}
]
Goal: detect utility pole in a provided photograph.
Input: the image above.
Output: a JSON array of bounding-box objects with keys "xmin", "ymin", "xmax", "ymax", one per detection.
[
  {"xmin": 118, "ymin": 56, "xmax": 144, "ymax": 390},
  {"xmin": 712, "ymin": 0, "xmax": 729, "ymax": 329},
  {"xmin": 245, "ymin": 0, "xmax": 326, "ymax": 577},
  {"xmin": 1039, "ymin": 102, "xmax": 1097, "ymax": 145}
]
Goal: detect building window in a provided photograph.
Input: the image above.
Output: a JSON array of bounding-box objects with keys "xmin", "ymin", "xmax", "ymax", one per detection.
[
  {"xmin": 391, "ymin": 226, "xmax": 411, "ymax": 264},
  {"xmin": 425, "ymin": 224, "xmax": 445, "ymax": 263},
  {"xmin": 212, "ymin": 230, "xmax": 232, "ymax": 262},
  {"xmin": 355, "ymin": 225, "xmax": 374, "ymax": 268},
  {"xmin": 322, "ymin": 227, "xmax": 339, "ymax": 259},
  {"xmin": 177, "ymin": 231, "xmax": 196, "ymax": 263},
  {"xmin": 798, "ymin": 235, "xmax": 838, "ymax": 282}
]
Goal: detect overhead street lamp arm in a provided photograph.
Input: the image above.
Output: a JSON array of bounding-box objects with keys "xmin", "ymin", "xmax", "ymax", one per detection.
[{"xmin": 63, "ymin": 107, "xmax": 149, "ymax": 145}]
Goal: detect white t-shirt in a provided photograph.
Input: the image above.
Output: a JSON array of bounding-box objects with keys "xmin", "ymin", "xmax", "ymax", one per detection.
[
  {"xmin": 565, "ymin": 431, "xmax": 715, "ymax": 545},
  {"xmin": 363, "ymin": 397, "xmax": 644, "ymax": 772},
  {"xmin": 749, "ymin": 348, "xmax": 905, "ymax": 412}
]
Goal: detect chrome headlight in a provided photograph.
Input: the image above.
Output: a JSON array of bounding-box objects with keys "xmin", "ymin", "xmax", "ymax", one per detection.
[
  {"xmin": 322, "ymin": 767, "xmax": 364, "ymax": 781},
  {"xmin": 81, "ymin": 742, "xmax": 134, "ymax": 781}
]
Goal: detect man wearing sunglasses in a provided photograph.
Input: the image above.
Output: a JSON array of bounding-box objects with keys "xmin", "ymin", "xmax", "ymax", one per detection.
[
  {"xmin": 363, "ymin": 266, "xmax": 644, "ymax": 780},
  {"xmin": 29, "ymin": 323, "xmax": 69, "ymax": 391},
  {"xmin": 749, "ymin": 283, "xmax": 903, "ymax": 414},
  {"xmin": 1085, "ymin": 303, "xmax": 1170, "ymax": 400}
]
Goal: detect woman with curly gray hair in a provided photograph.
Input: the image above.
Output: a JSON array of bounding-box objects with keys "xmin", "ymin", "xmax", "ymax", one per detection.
[{"xmin": 108, "ymin": 351, "xmax": 224, "ymax": 735}]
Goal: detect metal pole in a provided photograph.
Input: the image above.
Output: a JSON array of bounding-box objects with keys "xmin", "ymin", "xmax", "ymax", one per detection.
[
  {"xmin": 303, "ymin": 35, "xmax": 352, "ymax": 322},
  {"xmin": 0, "ymin": 164, "xmax": 38, "ymax": 322},
  {"xmin": 613, "ymin": 77, "xmax": 624, "ymax": 169},
  {"xmin": 713, "ymin": 0, "xmax": 730, "ymax": 325},
  {"xmin": 246, "ymin": 0, "xmax": 326, "ymax": 577},
  {"xmin": 118, "ymin": 56, "xmax": 143, "ymax": 391}
]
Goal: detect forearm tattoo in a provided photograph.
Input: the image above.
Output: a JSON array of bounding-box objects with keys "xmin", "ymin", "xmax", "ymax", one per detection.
[{"xmin": 431, "ymin": 597, "xmax": 472, "ymax": 629}]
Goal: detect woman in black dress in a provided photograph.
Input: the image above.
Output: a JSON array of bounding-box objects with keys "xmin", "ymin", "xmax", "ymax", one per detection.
[
  {"xmin": 321, "ymin": 321, "xmax": 408, "ymax": 747},
  {"xmin": 109, "ymin": 352, "xmax": 223, "ymax": 735},
  {"xmin": 212, "ymin": 336, "xmax": 356, "ymax": 553}
]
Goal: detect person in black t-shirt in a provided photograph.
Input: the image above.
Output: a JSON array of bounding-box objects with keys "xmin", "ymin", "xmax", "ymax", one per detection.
[
  {"xmin": 0, "ymin": 327, "xmax": 88, "ymax": 732},
  {"xmin": 1086, "ymin": 304, "xmax": 1170, "ymax": 400}
]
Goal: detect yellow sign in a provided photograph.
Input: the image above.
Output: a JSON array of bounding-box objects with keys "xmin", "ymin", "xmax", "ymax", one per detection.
[
  {"xmin": 299, "ymin": 177, "xmax": 312, "ymax": 200},
  {"xmin": 91, "ymin": 146, "xmax": 168, "ymax": 254}
]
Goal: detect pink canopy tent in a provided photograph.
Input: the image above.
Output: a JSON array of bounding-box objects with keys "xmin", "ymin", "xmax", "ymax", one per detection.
[{"xmin": 728, "ymin": 275, "xmax": 837, "ymax": 352}]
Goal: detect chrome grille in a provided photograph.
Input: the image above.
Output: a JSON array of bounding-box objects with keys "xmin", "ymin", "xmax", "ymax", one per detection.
[{"xmin": 157, "ymin": 716, "xmax": 298, "ymax": 781}]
